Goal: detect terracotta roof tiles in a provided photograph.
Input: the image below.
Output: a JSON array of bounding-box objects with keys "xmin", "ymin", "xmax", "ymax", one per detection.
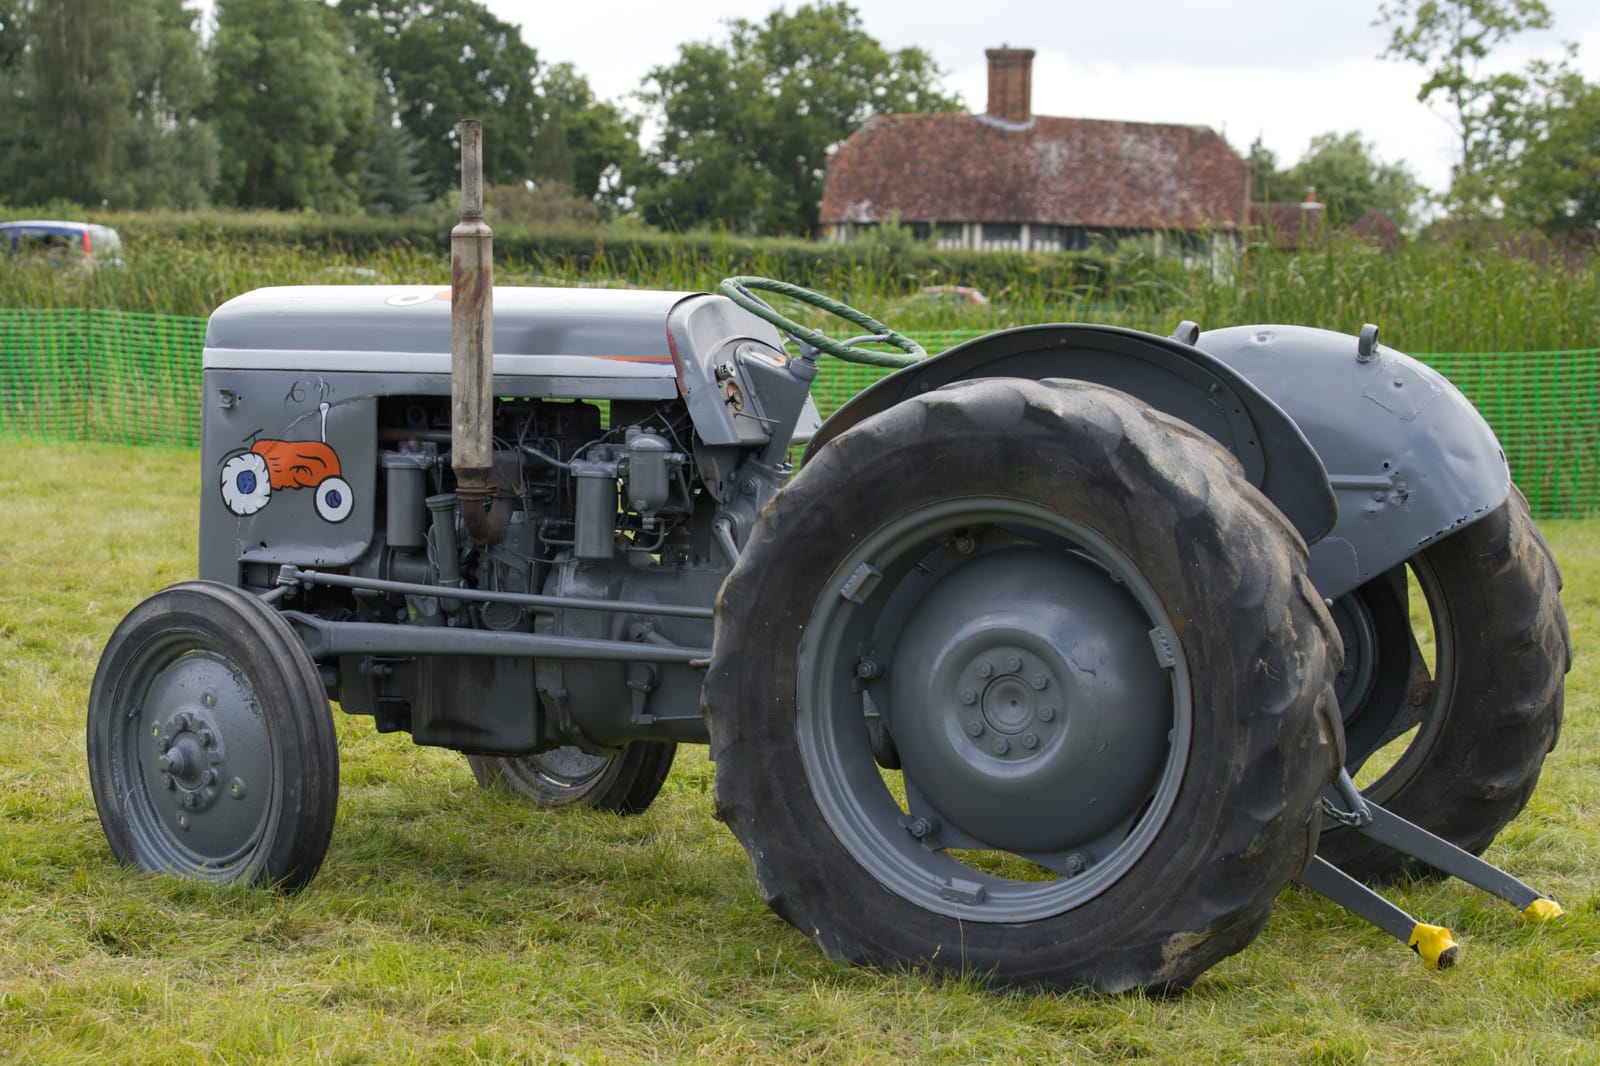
[{"xmin": 820, "ymin": 113, "xmax": 1250, "ymax": 231}]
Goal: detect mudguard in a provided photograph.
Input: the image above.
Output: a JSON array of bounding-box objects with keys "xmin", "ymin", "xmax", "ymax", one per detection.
[
  {"xmin": 805, "ymin": 323, "xmax": 1338, "ymax": 546},
  {"xmin": 1195, "ymin": 324, "xmax": 1509, "ymax": 599}
]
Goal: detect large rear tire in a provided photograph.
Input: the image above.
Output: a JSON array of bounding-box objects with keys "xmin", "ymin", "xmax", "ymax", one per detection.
[
  {"xmin": 704, "ymin": 378, "xmax": 1342, "ymax": 991},
  {"xmin": 87, "ymin": 581, "xmax": 339, "ymax": 890},
  {"xmin": 1317, "ymin": 491, "xmax": 1568, "ymax": 881},
  {"xmin": 466, "ymin": 742, "xmax": 676, "ymax": 814}
]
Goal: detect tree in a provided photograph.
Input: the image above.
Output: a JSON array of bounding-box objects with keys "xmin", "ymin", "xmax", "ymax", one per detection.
[
  {"xmin": 637, "ymin": 2, "xmax": 959, "ymax": 236},
  {"xmin": 1377, "ymin": 0, "xmax": 1553, "ymax": 215},
  {"xmin": 532, "ymin": 62, "xmax": 645, "ymax": 217},
  {"xmin": 338, "ymin": 0, "xmax": 542, "ymax": 198},
  {"xmin": 0, "ymin": 0, "xmax": 214, "ymax": 208},
  {"xmin": 211, "ymin": 0, "xmax": 374, "ymax": 211},
  {"xmin": 1281, "ymin": 132, "xmax": 1425, "ymax": 230},
  {"xmin": 1486, "ymin": 57, "xmax": 1600, "ymax": 242}
]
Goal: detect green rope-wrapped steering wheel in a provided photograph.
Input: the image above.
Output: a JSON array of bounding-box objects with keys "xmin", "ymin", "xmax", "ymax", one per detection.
[{"xmin": 719, "ymin": 276, "xmax": 927, "ymax": 369}]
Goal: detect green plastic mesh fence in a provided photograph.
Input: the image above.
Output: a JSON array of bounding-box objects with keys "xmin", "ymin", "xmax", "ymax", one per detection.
[{"xmin": 2, "ymin": 310, "xmax": 1595, "ymax": 518}]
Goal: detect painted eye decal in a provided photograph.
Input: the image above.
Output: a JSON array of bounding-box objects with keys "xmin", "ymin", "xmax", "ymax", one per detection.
[
  {"xmin": 314, "ymin": 476, "xmax": 354, "ymax": 523},
  {"xmin": 220, "ymin": 452, "xmax": 272, "ymax": 516}
]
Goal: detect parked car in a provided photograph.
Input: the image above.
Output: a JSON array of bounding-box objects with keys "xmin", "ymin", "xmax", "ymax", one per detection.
[{"xmin": 1, "ymin": 219, "xmax": 123, "ymax": 268}]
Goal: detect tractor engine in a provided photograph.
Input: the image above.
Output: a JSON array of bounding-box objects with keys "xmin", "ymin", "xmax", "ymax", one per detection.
[{"xmin": 320, "ymin": 394, "xmax": 721, "ymax": 754}]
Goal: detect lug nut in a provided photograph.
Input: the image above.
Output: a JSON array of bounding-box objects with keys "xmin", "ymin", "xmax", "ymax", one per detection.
[
  {"xmin": 992, "ymin": 737, "xmax": 1010, "ymax": 755},
  {"xmin": 161, "ymin": 773, "xmax": 175, "ymax": 791},
  {"xmin": 1005, "ymin": 654, "xmax": 1022, "ymax": 673},
  {"xmin": 976, "ymin": 662, "xmax": 994, "ymax": 679},
  {"xmin": 965, "ymin": 720, "xmax": 984, "ymax": 737},
  {"xmin": 855, "ymin": 658, "xmax": 881, "ymax": 680},
  {"xmin": 1021, "ymin": 732, "xmax": 1039, "ymax": 750},
  {"xmin": 959, "ymin": 689, "xmax": 976, "ymax": 705},
  {"xmin": 1030, "ymin": 674, "xmax": 1048, "ymax": 691},
  {"xmin": 1039, "ymin": 706, "xmax": 1057, "ymax": 722},
  {"xmin": 1065, "ymin": 853, "xmax": 1086, "ymax": 875},
  {"xmin": 908, "ymin": 817, "xmax": 934, "ymax": 839},
  {"xmin": 202, "ymin": 769, "xmax": 218, "ymax": 786}
]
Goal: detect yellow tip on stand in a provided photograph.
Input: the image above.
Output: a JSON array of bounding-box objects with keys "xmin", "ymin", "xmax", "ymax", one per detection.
[
  {"xmin": 1522, "ymin": 897, "xmax": 1565, "ymax": 922},
  {"xmin": 1408, "ymin": 923, "xmax": 1460, "ymax": 970}
]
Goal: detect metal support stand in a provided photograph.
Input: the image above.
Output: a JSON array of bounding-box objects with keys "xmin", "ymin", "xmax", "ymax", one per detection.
[{"xmin": 1300, "ymin": 770, "xmax": 1564, "ymax": 970}]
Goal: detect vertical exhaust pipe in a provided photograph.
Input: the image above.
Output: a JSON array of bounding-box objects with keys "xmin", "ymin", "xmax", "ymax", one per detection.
[{"xmin": 451, "ymin": 118, "xmax": 499, "ymax": 546}]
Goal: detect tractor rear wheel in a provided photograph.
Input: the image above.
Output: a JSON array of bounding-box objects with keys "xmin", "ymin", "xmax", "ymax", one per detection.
[
  {"xmin": 705, "ymin": 378, "xmax": 1342, "ymax": 991},
  {"xmin": 87, "ymin": 581, "xmax": 339, "ymax": 890},
  {"xmin": 466, "ymin": 742, "xmax": 676, "ymax": 814},
  {"xmin": 1317, "ymin": 491, "xmax": 1567, "ymax": 881}
]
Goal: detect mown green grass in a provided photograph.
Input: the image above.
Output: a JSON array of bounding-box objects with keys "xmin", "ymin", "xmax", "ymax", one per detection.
[{"xmin": 2, "ymin": 440, "xmax": 1597, "ymax": 1064}]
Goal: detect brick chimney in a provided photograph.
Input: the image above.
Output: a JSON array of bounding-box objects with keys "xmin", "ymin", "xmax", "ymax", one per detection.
[{"xmin": 985, "ymin": 47, "xmax": 1036, "ymax": 123}]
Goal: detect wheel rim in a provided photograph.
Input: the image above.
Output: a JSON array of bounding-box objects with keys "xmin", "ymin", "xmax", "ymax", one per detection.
[
  {"xmin": 1338, "ymin": 558, "xmax": 1455, "ymax": 797},
  {"xmin": 110, "ymin": 631, "xmax": 277, "ymax": 878},
  {"xmin": 796, "ymin": 498, "xmax": 1190, "ymax": 923},
  {"xmin": 501, "ymin": 748, "xmax": 613, "ymax": 794}
]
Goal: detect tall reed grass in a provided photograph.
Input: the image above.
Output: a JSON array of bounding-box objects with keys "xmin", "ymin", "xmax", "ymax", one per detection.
[{"xmin": 1, "ymin": 217, "xmax": 1594, "ymax": 353}]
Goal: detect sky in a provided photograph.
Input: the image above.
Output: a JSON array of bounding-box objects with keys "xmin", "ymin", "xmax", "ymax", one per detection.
[{"xmin": 201, "ymin": 0, "xmax": 1600, "ymax": 194}]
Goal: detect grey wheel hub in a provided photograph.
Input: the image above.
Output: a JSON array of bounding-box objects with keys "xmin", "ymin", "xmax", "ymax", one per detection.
[
  {"xmin": 888, "ymin": 546, "xmax": 1172, "ymax": 853},
  {"xmin": 135, "ymin": 650, "xmax": 272, "ymax": 862}
]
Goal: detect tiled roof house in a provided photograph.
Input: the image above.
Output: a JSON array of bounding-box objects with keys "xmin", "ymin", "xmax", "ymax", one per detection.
[{"xmin": 819, "ymin": 48, "xmax": 1252, "ymax": 254}]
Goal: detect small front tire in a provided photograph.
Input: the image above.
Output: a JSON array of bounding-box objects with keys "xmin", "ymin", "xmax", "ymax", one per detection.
[{"xmin": 87, "ymin": 581, "xmax": 339, "ymax": 890}]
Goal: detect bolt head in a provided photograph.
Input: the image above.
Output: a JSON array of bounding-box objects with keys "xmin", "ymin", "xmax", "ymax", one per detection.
[
  {"xmin": 908, "ymin": 817, "xmax": 932, "ymax": 839},
  {"xmin": 200, "ymin": 729, "xmax": 216, "ymax": 746},
  {"xmin": 959, "ymin": 688, "xmax": 976, "ymax": 705},
  {"xmin": 991, "ymin": 737, "xmax": 1010, "ymax": 755},
  {"xmin": 161, "ymin": 773, "xmax": 175, "ymax": 791},
  {"xmin": 230, "ymin": 778, "xmax": 247, "ymax": 799},
  {"xmin": 1004, "ymin": 654, "xmax": 1022, "ymax": 673},
  {"xmin": 1038, "ymin": 706, "xmax": 1057, "ymax": 723},
  {"xmin": 965, "ymin": 720, "xmax": 984, "ymax": 737},
  {"xmin": 1021, "ymin": 732, "xmax": 1039, "ymax": 750},
  {"xmin": 1030, "ymin": 673, "xmax": 1048, "ymax": 691},
  {"xmin": 976, "ymin": 662, "xmax": 994, "ymax": 679},
  {"xmin": 1065, "ymin": 853, "xmax": 1086, "ymax": 875},
  {"xmin": 202, "ymin": 769, "xmax": 218, "ymax": 786}
]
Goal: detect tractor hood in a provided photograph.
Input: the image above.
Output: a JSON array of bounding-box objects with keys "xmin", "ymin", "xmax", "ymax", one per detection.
[{"xmin": 204, "ymin": 285, "xmax": 695, "ymax": 384}]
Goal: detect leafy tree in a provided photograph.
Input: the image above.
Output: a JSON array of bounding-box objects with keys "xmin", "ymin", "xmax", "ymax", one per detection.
[
  {"xmin": 112, "ymin": 0, "xmax": 217, "ymax": 208},
  {"xmin": 1486, "ymin": 57, "xmax": 1600, "ymax": 242},
  {"xmin": 637, "ymin": 2, "xmax": 959, "ymax": 236},
  {"xmin": 338, "ymin": 0, "xmax": 542, "ymax": 198},
  {"xmin": 360, "ymin": 111, "xmax": 432, "ymax": 215},
  {"xmin": 1280, "ymin": 132, "xmax": 1425, "ymax": 229},
  {"xmin": 1377, "ymin": 0, "xmax": 1553, "ymax": 215},
  {"xmin": 211, "ymin": 0, "xmax": 374, "ymax": 211},
  {"xmin": 532, "ymin": 62, "xmax": 645, "ymax": 217},
  {"xmin": 1245, "ymin": 136, "xmax": 1282, "ymax": 203},
  {"xmin": 0, "ymin": 0, "xmax": 214, "ymax": 208}
]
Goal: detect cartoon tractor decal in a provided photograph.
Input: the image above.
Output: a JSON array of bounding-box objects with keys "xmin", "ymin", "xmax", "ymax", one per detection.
[{"xmin": 219, "ymin": 406, "xmax": 354, "ymax": 524}]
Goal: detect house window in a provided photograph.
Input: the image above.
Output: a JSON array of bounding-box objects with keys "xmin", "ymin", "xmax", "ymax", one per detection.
[
  {"xmin": 936, "ymin": 223, "xmax": 965, "ymax": 249},
  {"xmin": 1029, "ymin": 225, "xmax": 1061, "ymax": 252},
  {"xmin": 909, "ymin": 223, "xmax": 932, "ymax": 241},
  {"xmin": 980, "ymin": 223, "xmax": 1022, "ymax": 250}
]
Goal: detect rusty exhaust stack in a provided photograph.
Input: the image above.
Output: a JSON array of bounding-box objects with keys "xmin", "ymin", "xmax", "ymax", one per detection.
[{"xmin": 451, "ymin": 118, "xmax": 499, "ymax": 546}]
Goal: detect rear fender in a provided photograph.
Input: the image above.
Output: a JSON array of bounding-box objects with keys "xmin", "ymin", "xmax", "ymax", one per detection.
[
  {"xmin": 805, "ymin": 323, "xmax": 1337, "ymax": 546},
  {"xmin": 1196, "ymin": 324, "xmax": 1510, "ymax": 599}
]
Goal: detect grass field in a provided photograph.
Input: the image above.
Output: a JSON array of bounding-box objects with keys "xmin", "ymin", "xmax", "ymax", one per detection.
[{"xmin": 1, "ymin": 440, "xmax": 1597, "ymax": 1065}]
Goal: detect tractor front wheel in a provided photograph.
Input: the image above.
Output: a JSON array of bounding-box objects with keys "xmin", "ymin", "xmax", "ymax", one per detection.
[
  {"xmin": 705, "ymin": 378, "xmax": 1342, "ymax": 991},
  {"xmin": 87, "ymin": 582, "xmax": 339, "ymax": 890}
]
